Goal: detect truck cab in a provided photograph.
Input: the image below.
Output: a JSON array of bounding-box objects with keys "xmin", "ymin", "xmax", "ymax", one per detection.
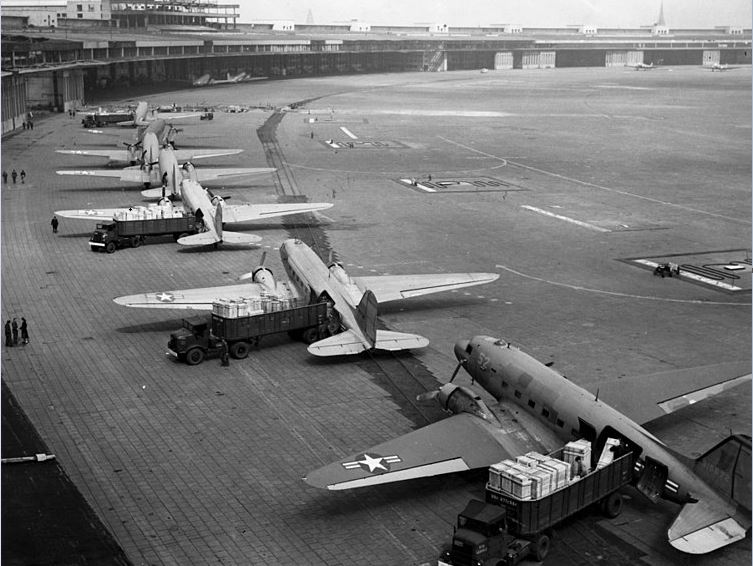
[
  {"xmin": 168, "ymin": 317, "xmax": 222, "ymax": 365},
  {"xmin": 90, "ymin": 223, "xmax": 117, "ymax": 253},
  {"xmin": 440, "ymin": 500, "xmax": 519, "ymax": 566}
]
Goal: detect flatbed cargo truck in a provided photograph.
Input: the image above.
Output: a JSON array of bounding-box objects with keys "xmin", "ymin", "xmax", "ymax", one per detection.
[
  {"xmin": 82, "ymin": 112, "xmax": 134, "ymax": 128},
  {"xmin": 89, "ymin": 214, "xmax": 200, "ymax": 253},
  {"xmin": 168, "ymin": 301, "xmax": 333, "ymax": 365},
  {"xmin": 438, "ymin": 449, "xmax": 634, "ymax": 566}
]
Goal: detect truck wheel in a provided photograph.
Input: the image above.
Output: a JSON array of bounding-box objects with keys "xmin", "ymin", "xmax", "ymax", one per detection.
[
  {"xmin": 131, "ymin": 236, "xmax": 142, "ymax": 248},
  {"xmin": 105, "ymin": 241, "xmax": 116, "ymax": 254},
  {"xmin": 301, "ymin": 327, "xmax": 319, "ymax": 344},
  {"xmin": 230, "ymin": 341, "xmax": 250, "ymax": 359},
  {"xmin": 531, "ymin": 534, "xmax": 550, "ymax": 562},
  {"xmin": 185, "ymin": 347, "xmax": 205, "ymax": 365},
  {"xmin": 601, "ymin": 492, "xmax": 624, "ymax": 518}
]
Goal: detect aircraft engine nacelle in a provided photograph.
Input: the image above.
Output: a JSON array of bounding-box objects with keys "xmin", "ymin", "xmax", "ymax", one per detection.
[
  {"xmin": 328, "ymin": 262, "xmax": 351, "ymax": 285},
  {"xmin": 251, "ymin": 267, "xmax": 276, "ymax": 292},
  {"xmin": 439, "ymin": 383, "xmax": 498, "ymax": 424}
]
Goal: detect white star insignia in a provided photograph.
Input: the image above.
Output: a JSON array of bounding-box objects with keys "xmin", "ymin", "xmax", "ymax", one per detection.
[
  {"xmin": 156, "ymin": 292, "xmax": 174, "ymax": 302},
  {"xmin": 342, "ymin": 453, "xmax": 402, "ymax": 474}
]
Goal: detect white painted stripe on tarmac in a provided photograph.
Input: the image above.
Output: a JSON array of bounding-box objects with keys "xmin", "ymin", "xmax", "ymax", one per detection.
[
  {"xmin": 340, "ymin": 127, "xmax": 358, "ymax": 139},
  {"xmin": 633, "ymin": 259, "xmax": 743, "ymax": 291},
  {"xmin": 521, "ymin": 205, "xmax": 611, "ymax": 232}
]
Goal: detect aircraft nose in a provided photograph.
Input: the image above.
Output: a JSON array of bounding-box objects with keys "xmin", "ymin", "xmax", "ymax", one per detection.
[{"xmin": 454, "ymin": 340, "xmax": 470, "ymax": 363}]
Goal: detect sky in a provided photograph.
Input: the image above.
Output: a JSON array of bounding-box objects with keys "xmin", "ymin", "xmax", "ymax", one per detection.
[{"xmin": 238, "ymin": 0, "xmax": 752, "ymax": 28}]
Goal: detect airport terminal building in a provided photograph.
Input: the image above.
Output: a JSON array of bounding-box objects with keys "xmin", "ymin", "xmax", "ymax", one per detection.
[{"xmin": 1, "ymin": 1, "xmax": 750, "ymax": 133}]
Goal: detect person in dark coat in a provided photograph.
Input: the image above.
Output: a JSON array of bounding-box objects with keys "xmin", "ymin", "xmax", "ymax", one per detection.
[
  {"xmin": 2, "ymin": 171, "xmax": 7, "ymax": 184},
  {"xmin": 20, "ymin": 318, "xmax": 29, "ymax": 345},
  {"xmin": 11, "ymin": 169, "xmax": 17, "ymax": 184},
  {"xmin": 5, "ymin": 321, "xmax": 12, "ymax": 347},
  {"xmin": 51, "ymin": 216, "xmax": 59, "ymax": 233},
  {"xmin": 20, "ymin": 170, "xmax": 26, "ymax": 183},
  {"xmin": 11, "ymin": 318, "xmax": 19, "ymax": 345}
]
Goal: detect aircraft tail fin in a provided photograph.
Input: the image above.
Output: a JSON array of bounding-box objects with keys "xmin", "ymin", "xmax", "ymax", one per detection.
[
  {"xmin": 694, "ymin": 434, "xmax": 751, "ymax": 511},
  {"xmin": 355, "ymin": 290, "xmax": 378, "ymax": 346}
]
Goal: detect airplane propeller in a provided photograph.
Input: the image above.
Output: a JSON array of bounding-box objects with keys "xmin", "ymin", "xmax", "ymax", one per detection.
[
  {"xmin": 416, "ymin": 359, "xmax": 467, "ymax": 403},
  {"xmin": 239, "ymin": 251, "xmax": 267, "ymax": 280}
]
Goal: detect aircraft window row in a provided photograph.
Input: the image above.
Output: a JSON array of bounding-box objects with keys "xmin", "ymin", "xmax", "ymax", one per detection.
[
  {"xmin": 527, "ymin": 399, "xmax": 535, "ymax": 409},
  {"xmin": 514, "ymin": 390, "xmax": 522, "ymax": 399},
  {"xmin": 517, "ymin": 386, "xmax": 569, "ymax": 432},
  {"xmin": 556, "ymin": 418, "xmax": 565, "ymax": 428},
  {"xmin": 542, "ymin": 408, "xmax": 549, "ymax": 418}
]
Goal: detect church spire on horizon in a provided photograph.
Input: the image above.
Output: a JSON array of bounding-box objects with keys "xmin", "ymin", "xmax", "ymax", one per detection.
[{"xmin": 656, "ymin": 1, "xmax": 666, "ymax": 26}]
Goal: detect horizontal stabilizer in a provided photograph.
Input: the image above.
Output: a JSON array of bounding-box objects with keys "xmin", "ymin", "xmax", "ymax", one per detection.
[
  {"xmin": 216, "ymin": 231, "xmax": 262, "ymax": 245},
  {"xmin": 374, "ymin": 330, "xmax": 429, "ymax": 352},
  {"xmin": 668, "ymin": 500, "xmax": 748, "ymax": 554},
  {"xmin": 307, "ymin": 330, "xmax": 369, "ymax": 357},
  {"xmin": 177, "ymin": 232, "xmax": 220, "ymax": 246},
  {"xmin": 307, "ymin": 330, "xmax": 428, "ymax": 357},
  {"xmin": 56, "ymin": 149, "xmax": 129, "ymax": 161},
  {"xmin": 141, "ymin": 187, "xmax": 172, "ymax": 199}
]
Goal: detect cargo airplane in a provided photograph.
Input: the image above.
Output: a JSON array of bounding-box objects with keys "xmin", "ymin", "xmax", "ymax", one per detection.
[
  {"xmin": 304, "ymin": 335, "xmax": 751, "ymax": 554},
  {"xmin": 56, "ymin": 142, "xmax": 275, "ymax": 197},
  {"xmin": 56, "ymin": 179, "xmax": 333, "ymax": 247},
  {"xmin": 59, "ymin": 117, "xmax": 240, "ymax": 166},
  {"xmin": 113, "ymin": 239, "xmax": 499, "ymax": 356},
  {"xmin": 630, "ymin": 62, "xmax": 656, "ymax": 70},
  {"xmin": 193, "ymin": 72, "xmax": 253, "ymax": 86}
]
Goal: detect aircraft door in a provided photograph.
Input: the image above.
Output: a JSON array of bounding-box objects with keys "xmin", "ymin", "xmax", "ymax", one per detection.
[{"xmin": 635, "ymin": 456, "xmax": 668, "ymax": 503}]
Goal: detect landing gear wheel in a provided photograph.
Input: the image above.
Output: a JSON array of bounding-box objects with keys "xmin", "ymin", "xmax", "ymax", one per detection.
[
  {"xmin": 531, "ymin": 533, "xmax": 550, "ymax": 562},
  {"xmin": 105, "ymin": 241, "xmax": 116, "ymax": 254},
  {"xmin": 230, "ymin": 341, "xmax": 250, "ymax": 359},
  {"xmin": 301, "ymin": 327, "xmax": 319, "ymax": 344},
  {"xmin": 185, "ymin": 347, "xmax": 205, "ymax": 365},
  {"xmin": 601, "ymin": 492, "xmax": 624, "ymax": 518}
]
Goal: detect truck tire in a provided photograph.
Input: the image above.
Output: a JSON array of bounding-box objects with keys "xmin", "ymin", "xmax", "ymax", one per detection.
[
  {"xmin": 105, "ymin": 241, "xmax": 117, "ymax": 254},
  {"xmin": 230, "ymin": 341, "xmax": 250, "ymax": 359},
  {"xmin": 131, "ymin": 236, "xmax": 142, "ymax": 248},
  {"xmin": 185, "ymin": 347, "xmax": 205, "ymax": 365},
  {"xmin": 301, "ymin": 327, "xmax": 319, "ymax": 344},
  {"xmin": 601, "ymin": 492, "xmax": 623, "ymax": 518},
  {"xmin": 531, "ymin": 533, "xmax": 550, "ymax": 562}
]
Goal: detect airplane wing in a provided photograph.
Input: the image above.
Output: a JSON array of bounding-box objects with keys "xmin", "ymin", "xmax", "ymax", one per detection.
[
  {"xmin": 586, "ymin": 361, "xmax": 751, "ymax": 425},
  {"xmin": 305, "ymin": 396, "xmax": 560, "ymax": 490},
  {"xmin": 307, "ymin": 329, "xmax": 428, "ymax": 357},
  {"xmin": 173, "ymin": 149, "xmax": 243, "ymax": 161},
  {"xmin": 194, "ymin": 167, "xmax": 277, "ymax": 182},
  {"xmin": 113, "ymin": 282, "xmax": 266, "ymax": 309},
  {"xmin": 221, "ymin": 202, "xmax": 333, "ymax": 224},
  {"xmin": 667, "ymin": 499, "xmax": 748, "ymax": 554},
  {"xmin": 56, "ymin": 149, "xmax": 131, "ymax": 161},
  {"xmin": 352, "ymin": 273, "xmax": 500, "ymax": 303},
  {"xmin": 56, "ymin": 167, "xmax": 147, "ymax": 183},
  {"xmin": 55, "ymin": 208, "xmax": 127, "ymax": 221}
]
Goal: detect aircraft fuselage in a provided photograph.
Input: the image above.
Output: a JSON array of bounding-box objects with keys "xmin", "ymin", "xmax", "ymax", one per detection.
[{"xmin": 457, "ymin": 336, "xmax": 738, "ymax": 515}]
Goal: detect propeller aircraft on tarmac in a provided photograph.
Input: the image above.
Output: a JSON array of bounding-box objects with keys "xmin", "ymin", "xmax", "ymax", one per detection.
[
  {"xmin": 56, "ymin": 179, "xmax": 333, "ymax": 248},
  {"xmin": 304, "ymin": 335, "xmax": 751, "ymax": 554},
  {"xmin": 58, "ymin": 118, "xmax": 241, "ymax": 166},
  {"xmin": 630, "ymin": 62, "xmax": 656, "ymax": 70},
  {"xmin": 113, "ymin": 239, "xmax": 499, "ymax": 356},
  {"xmin": 56, "ymin": 143, "xmax": 275, "ymax": 196}
]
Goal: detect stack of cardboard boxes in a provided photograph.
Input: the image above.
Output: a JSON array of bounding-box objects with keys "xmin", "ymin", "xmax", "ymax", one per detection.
[{"xmin": 487, "ymin": 440, "xmax": 593, "ymax": 501}]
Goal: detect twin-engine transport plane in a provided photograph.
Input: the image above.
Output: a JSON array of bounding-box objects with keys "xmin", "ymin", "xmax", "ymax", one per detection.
[
  {"xmin": 56, "ymin": 143, "xmax": 275, "ymax": 197},
  {"xmin": 113, "ymin": 239, "xmax": 499, "ymax": 355},
  {"xmin": 58, "ymin": 118, "xmax": 241, "ymax": 166},
  {"xmin": 56, "ymin": 179, "xmax": 333, "ymax": 247},
  {"xmin": 304, "ymin": 336, "xmax": 751, "ymax": 554}
]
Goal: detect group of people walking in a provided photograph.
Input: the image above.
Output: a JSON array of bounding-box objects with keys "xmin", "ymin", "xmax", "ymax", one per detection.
[
  {"xmin": 2, "ymin": 169, "xmax": 27, "ymax": 184},
  {"xmin": 5, "ymin": 318, "xmax": 30, "ymax": 347}
]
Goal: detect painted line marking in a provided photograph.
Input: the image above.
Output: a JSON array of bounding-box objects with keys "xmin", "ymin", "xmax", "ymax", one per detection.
[
  {"xmin": 340, "ymin": 127, "xmax": 358, "ymax": 139},
  {"xmin": 633, "ymin": 259, "xmax": 743, "ymax": 291},
  {"xmin": 495, "ymin": 264, "xmax": 750, "ymax": 306},
  {"xmin": 521, "ymin": 205, "xmax": 611, "ymax": 233}
]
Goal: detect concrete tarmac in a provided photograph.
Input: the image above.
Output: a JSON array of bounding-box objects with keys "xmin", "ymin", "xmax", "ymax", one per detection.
[{"xmin": 2, "ymin": 67, "xmax": 750, "ymax": 565}]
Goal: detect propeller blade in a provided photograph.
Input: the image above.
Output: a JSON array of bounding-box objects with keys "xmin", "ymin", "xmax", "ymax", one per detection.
[
  {"xmin": 449, "ymin": 361, "xmax": 464, "ymax": 383},
  {"xmin": 259, "ymin": 251, "xmax": 267, "ymax": 266},
  {"xmin": 238, "ymin": 271, "xmax": 255, "ymax": 280},
  {"xmin": 416, "ymin": 390, "xmax": 440, "ymax": 402}
]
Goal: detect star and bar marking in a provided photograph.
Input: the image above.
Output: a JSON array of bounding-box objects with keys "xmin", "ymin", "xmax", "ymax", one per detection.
[{"xmin": 342, "ymin": 453, "xmax": 402, "ymax": 474}]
